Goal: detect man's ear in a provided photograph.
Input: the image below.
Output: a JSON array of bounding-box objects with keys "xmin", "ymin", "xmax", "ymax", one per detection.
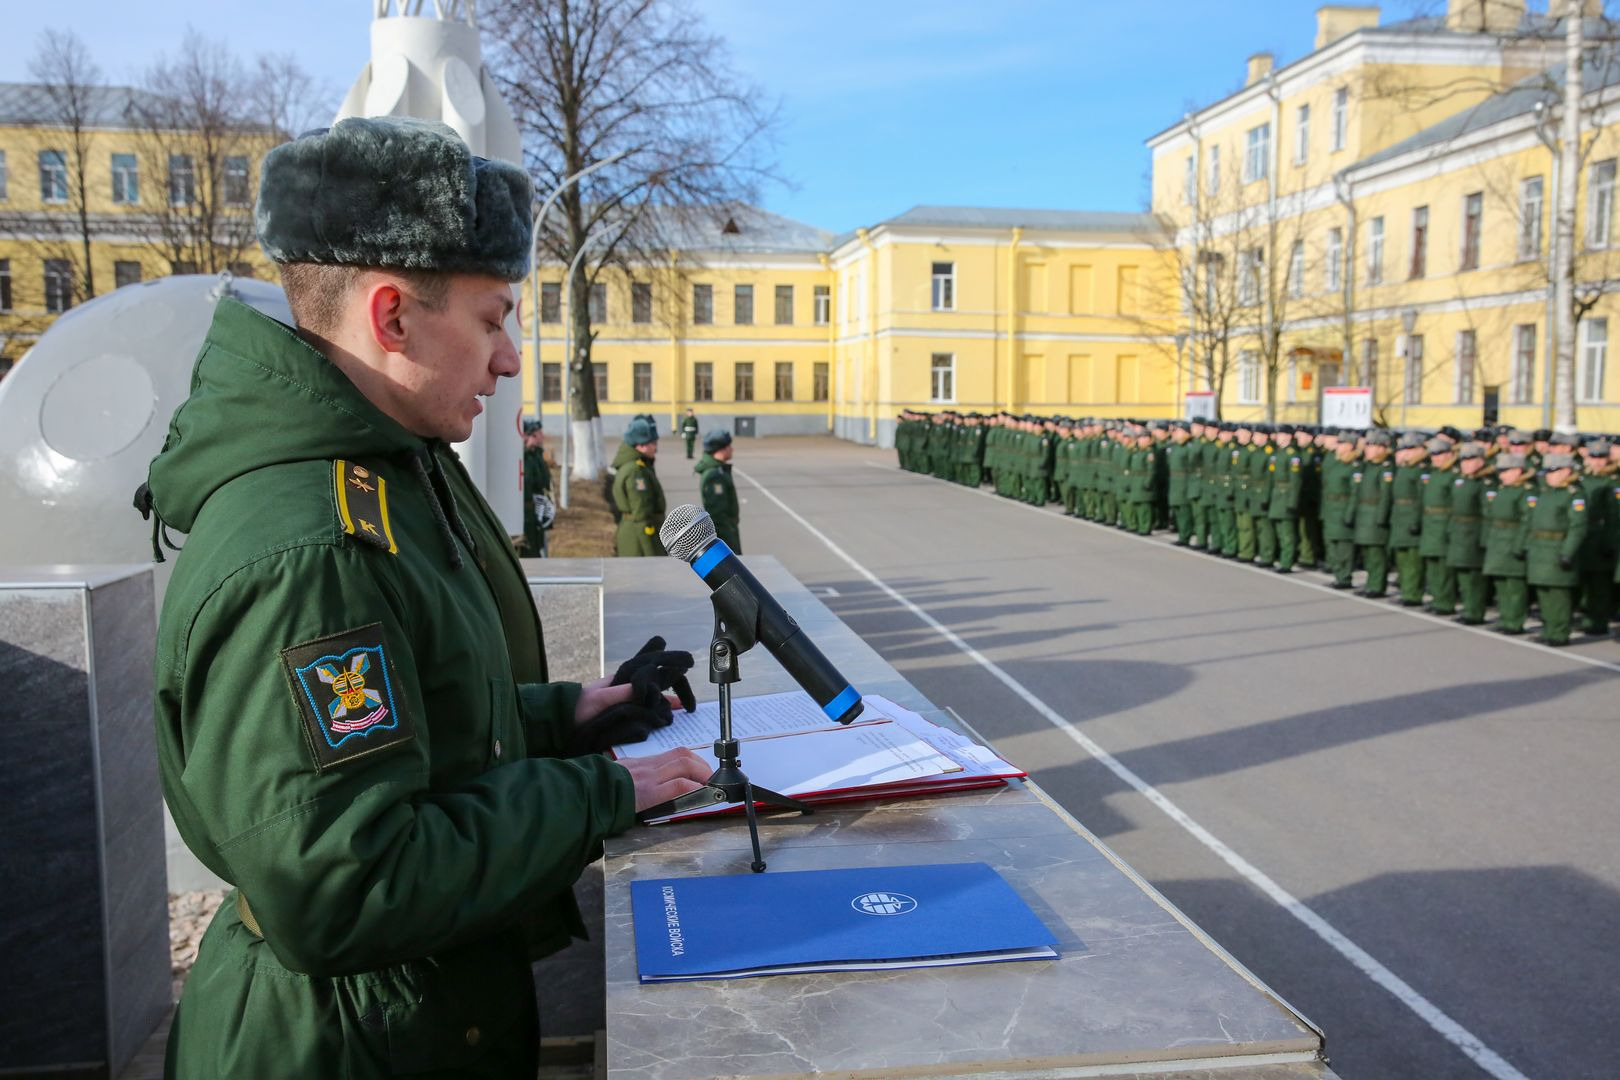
[{"xmin": 363, "ymin": 280, "xmax": 409, "ymax": 354}]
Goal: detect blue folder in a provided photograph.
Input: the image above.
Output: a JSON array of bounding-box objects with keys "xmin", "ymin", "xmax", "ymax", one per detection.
[{"xmin": 631, "ymin": 862, "xmax": 1059, "ymax": 982}]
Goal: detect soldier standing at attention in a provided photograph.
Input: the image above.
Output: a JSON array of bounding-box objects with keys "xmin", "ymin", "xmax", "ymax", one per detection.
[
  {"xmin": 1389, "ymin": 432, "xmax": 1429, "ymax": 607},
  {"xmin": 1351, "ymin": 430, "xmax": 1396, "ymax": 597},
  {"xmin": 694, "ymin": 429, "xmax": 740, "ymax": 553},
  {"xmin": 1577, "ymin": 438, "xmax": 1616, "ymax": 636},
  {"xmin": 1186, "ymin": 420, "xmax": 1210, "ymax": 548},
  {"xmin": 1214, "ymin": 423, "xmax": 1240, "ymax": 557},
  {"xmin": 520, "ymin": 418, "xmax": 553, "ymax": 558},
  {"xmin": 679, "ymin": 406, "xmax": 700, "ymax": 459},
  {"xmin": 1446, "ymin": 442, "xmax": 1494, "ymax": 625},
  {"xmin": 1231, "ymin": 424, "xmax": 1255, "ymax": 560},
  {"xmin": 1128, "ymin": 426, "xmax": 1158, "ymax": 535},
  {"xmin": 613, "ymin": 416, "xmax": 667, "ymax": 556},
  {"xmin": 1320, "ymin": 432, "xmax": 1359, "ymax": 589},
  {"xmin": 1419, "ymin": 437, "xmax": 1459, "ymax": 615},
  {"xmin": 1525, "ymin": 452, "xmax": 1588, "ymax": 646},
  {"xmin": 143, "ymin": 117, "xmax": 709, "ymax": 1078},
  {"xmin": 1248, "ymin": 426, "xmax": 1276, "ymax": 567},
  {"xmin": 1266, "ymin": 426, "xmax": 1303, "ymax": 573},
  {"xmin": 1298, "ymin": 428, "xmax": 1327, "ymax": 569},
  {"xmin": 1484, "ymin": 452, "xmax": 1534, "ymax": 635},
  {"xmin": 1166, "ymin": 422, "xmax": 1195, "ymax": 545}
]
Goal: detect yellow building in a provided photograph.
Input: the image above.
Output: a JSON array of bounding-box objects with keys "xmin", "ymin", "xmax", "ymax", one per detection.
[
  {"xmin": 0, "ymin": 82, "xmax": 273, "ymax": 374},
  {"xmin": 1148, "ymin": 0, "xmax": 1620, "ymax": 430}
]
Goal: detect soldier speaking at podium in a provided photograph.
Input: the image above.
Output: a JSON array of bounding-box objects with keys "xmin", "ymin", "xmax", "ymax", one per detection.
[{"xmin": 141, "ymin": 117, "xmax": 708, "ymax": 1078}]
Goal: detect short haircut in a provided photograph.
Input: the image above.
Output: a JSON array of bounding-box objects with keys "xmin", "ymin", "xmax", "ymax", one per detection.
[{"xmin": 278, "ymin": 262, "xmax": 452, "ymax": 336}]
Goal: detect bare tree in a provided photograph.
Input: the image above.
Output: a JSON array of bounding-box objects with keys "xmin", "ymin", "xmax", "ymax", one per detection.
[{"xmin": 483, "ymin": 0, "xmax": 781, "ymax": 479}]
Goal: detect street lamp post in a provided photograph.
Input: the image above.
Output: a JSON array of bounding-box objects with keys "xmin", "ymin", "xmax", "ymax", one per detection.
[{"xmin": 558, "ymin": 237, "xmax": 599, "ymax": 510}]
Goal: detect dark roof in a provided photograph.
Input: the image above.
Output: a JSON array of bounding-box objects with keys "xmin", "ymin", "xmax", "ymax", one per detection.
[
  {"xmin": 0, "ymin": 82, "xmax": 159, "ymax": 128},
  {"xmin": 879, "ymin": 204, "xmax": 1157, "ymax": 232},
  {"xmin": 636, "ymin": 203, "xmax": 833, "ymax": 254}
]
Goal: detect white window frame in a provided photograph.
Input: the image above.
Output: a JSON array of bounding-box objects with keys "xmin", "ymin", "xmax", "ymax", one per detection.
[
  {"xmin": 1288, "ymin": 239, "xmax": 1304, "ymax": 298},
  {"xmin": 1362, "ymin": 337, "xmax": 1379, "ymax": 392},
  {"xmin": 1332, "ymin": 87, "xmax": 1348, "ymax": 151},
  {"xmin": 1184, "ymin": 153, "xmax": 1195, "ymax": 205},
  {"xmin": 1512, "ymin": 323, "xmax": 1537, "ymax": 404},
  {"xmin": 111, "ymin": 152, "xmax": 139, "ymax": 204},
  {"xmin": 0, "ymin": 150, "xmax": 8, "ymax": 201},
  {"xmin": 930, "ymin": 352, "xmax": 956, "ymax": 403},
  {"xmin": 1519, "ymin": 176, "xmax": 1543, "ymax": 260},
  {"xmin": 1294, "ymin": 104, "xmax": 1310, "ymax": 166},
  {"xmin": 931, "ymin": 261, "xmax": 955, "ymax": 311},
  {"xmin": 1579, "ymin": 316, "xmax": 1608, "ymax": 402},
  {"xmin": 1454, "ymin": 328, "xmax": 1477, "ymax": 404},
  {"xmin": 1238, "ymin": 247, "xmax": 1261, "ymax": 306},
  {"xmin": 1238, "ymin": 351, "xmax": 1261, "ymax": 404},
  {"xmin": 1207, "ymin": 145, "xmax": 1221, "ymax": 196},
  {"xmin": 167, "ymin": 153, "xmax": 195, "ymax": 207},
  {"xmin": 39, "ymin": 149, "xmax": 68, "ymax": 203},
  {"xmin": 1588, "ymin": 159, "xmax": 1615, "ymax": 249},
  {"xmin": 223, "ymin": 155, "xmax": 251, "ymax": 207},
  {"xmin": 813, "ymin": 284, "xmax": 830, "ymax": 326},
  {"xmin": 1244, "ymin": 123, "xmax": 1270, "ymax": 183},
  {"xmin": 1404, "ymin": 333, "xmax": 1424, "ymax": 405},
  {"xmin": 1460, "ymin": 191, "xmax": 1483, "ymax": 271},
  {"xmin": 1367, "ymin": 216, "xmax": 1384, "ymax": 284},
  {"xmin": 1325, "ymin": 228, "xmax": 1343, "ymax": 292}
]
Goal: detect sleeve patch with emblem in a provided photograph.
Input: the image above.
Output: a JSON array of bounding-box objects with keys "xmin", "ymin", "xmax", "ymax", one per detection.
[
  {"xmin": 1573, "ymin": 498, "xmax": 1586, "ymax": 511},
  {"xmin": 712, "ymin": 482, "xmax": 724, "ymax": 494},
  {"xmin": 282, "ymin": 623, "xmax": 414, "ymax": 770}
]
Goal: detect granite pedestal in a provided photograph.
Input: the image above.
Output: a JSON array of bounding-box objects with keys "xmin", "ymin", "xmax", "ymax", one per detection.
[{"xmin": 0, "ymin": 566, "xmax": 170, "ymax": 1079}]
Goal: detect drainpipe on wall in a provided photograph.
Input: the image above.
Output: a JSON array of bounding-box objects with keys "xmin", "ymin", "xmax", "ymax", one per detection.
[
  {"xmin": 857, "ymin": 228, "xmax": 879, "ymax": 444},
  {"xmin": 1006, "ymin": 226, "xmax": 1024, "ymax": 411},
  {"xmin": 819, "ymin": 253, "xmax": 835, "ymax": 434},
  {"xmin": 667, "ymin": 249, "xmax": 681, "ymax": 433}
]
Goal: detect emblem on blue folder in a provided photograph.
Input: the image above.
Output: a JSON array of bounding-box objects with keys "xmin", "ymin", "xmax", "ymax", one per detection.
[{"xmin": 853, "ymin": 891, "xmax": 917, "ymax": 916}]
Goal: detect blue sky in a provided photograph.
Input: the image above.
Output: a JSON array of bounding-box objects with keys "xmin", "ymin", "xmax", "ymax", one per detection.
[{"xmin": 2, "ymin": 1, "xmax": 1433, "ymax": 232}]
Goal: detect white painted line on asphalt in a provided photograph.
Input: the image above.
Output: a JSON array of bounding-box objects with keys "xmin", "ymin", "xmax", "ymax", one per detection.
[
  {"xmin": 859, "ymin": 460, "xmax": 1620, "ymax": 678},
  {"xmin": 740, "ymin": 463, "xmax": 1536, "ymax": 1080}
]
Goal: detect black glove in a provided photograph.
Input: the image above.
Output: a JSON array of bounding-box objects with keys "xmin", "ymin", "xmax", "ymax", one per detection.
[
  {"xmin": 1558, "ymin": 554, "xmax": 1573, "ymax": 571},
  {"xmin": 1409, "ymin": 523, "xmax": 1421, "ymax": 536},
  {"xmin": 563, "ymin": 636, "xmax": 696, "ymax": 756}
]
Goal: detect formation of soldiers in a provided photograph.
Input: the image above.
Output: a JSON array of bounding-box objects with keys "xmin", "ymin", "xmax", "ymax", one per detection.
[{"xmin": 896, "ymin": 411, "xmax": 1620, "ymax": 647}]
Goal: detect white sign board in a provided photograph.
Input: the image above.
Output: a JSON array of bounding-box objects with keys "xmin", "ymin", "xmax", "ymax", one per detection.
[
  {"xmin": 1322, "ymin": 386, "xmax": 1373, "ymax": 429},
  {"xmin": 1184, "ymin": 391, "xmax": 1217, "ymax": 421}
]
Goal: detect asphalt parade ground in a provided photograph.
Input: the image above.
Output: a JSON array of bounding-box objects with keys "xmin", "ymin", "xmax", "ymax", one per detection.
[{"xmin": 708, "ymin": 435, "xmax": 1620, "ymax": 1080}]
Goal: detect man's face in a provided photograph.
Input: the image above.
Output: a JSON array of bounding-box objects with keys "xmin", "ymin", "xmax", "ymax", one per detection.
[
  {"xmin": 385, "ymin": 274, "xmax": 518, "ymax": 442},
  {"xmin": 1461, "ymin": 456, "xmax": 1484, "ymax": 475},
  {"xmin": 1546, "ymin": 467, "xmax": 1574, "ymax": 487},
  {"xmin": 1237, "ymin": 428, "xmax": 1252, "ymax": 445},
  {"xmin": 637, "ymin": 440, "xmax": 659, "ymax": 459},
  {"xmin": 714, "ymin": 444, "xmax": 733, "ymax": 462}
]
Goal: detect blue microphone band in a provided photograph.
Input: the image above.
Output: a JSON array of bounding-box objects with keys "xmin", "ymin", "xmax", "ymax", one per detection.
[
  {"xmin": 691, "ymin": 538, "xmax": 733, "ymax": 580},
  {"xmin": 822, "ymin": 684, "xmax": 861, "ymax": 722}
]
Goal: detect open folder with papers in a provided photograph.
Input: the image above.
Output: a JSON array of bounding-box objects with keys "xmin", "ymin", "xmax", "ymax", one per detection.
[
  {"xmin": 630, "ymin": 862, "xmax": 1059, "ymax": 982},
  {"xmin": 612, "ymin": 691, "xmax": 1025, "ymax": 823}
]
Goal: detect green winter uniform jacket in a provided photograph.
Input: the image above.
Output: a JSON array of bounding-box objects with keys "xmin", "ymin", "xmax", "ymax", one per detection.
[
  {"xmin": 1267, "ymin": 448, "xmax": 1304, "ymax": 520},
  {"xmin": 1577, "ymin": 471, "xmax": 1618, "ymax": 573},
  {"xmin": 1525, "ymin": 484, "xmax": 1588, "ymax": 587},
  {"xmin": 1350, "ymin": 461, "xmax": 1395, "ymax": 545},
  {"xmin": 1418, "ymin": 464, "xmax": 1455, "ymax": 559},
  {"xmin": 612, "ymin": 449, "xmax": 667, "ymax": 556},
  {"xmin": 1320, "ymin": 455, "xmax": 1357, "ymax": 542},
  {"xmin": 1482, "ymin": 482, "xmax": 1532, "ymax": 578},
  {"xmin": 1388, "ymin": 464, "xmax": 1425, "ymax": 549},
  {"xmin": 1446, "ymin": 472, "xmax": 1492, "ymax": 570},
  {"xmin": 1165, "ymin": 442, "xmax": 1193, "ymax": 507},
  {"xmin": 678, "ymin": 415, "xmax": 700, "ymax": 444},
  {"xmin": 147, "ymin": 300, "xmax": 636, "ymax": 1079},
  {"xmin": 695, "ymin": 452, "xmax": 741, "ymax": 552}
]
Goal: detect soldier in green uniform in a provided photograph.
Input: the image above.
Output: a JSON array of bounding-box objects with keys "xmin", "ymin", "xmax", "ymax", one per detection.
[
  {"xmin": 1247, "ymin": 426, "xmax": 1275, "ymax": 566},
  {"xmin": 1231, "ymin": 424, "xmax": 1257, "ymax": 561},
  {"xmin": 1185, "ymin": 420, "xmax": 1210, "ymax": 548},
  {"xmin": 143, "ymin": 118, "xmax": 710, "ymax": 1079},
  {"xmin": 1418, "ymin": 437, "xmax": 1459, "ymax": 614},
  {"xmin": 613, "ymin": 416, "xmax": 668, "ymax": 556},
  {"xmin": 1484, "ymin": 452, "xmax": 1534, "ymax": 634},
  {"xmin": 1214, "ymin": 423, "xmax": 1240, "ymax": 557},
  {"xmin": 679, "ymin": 407, "xmax": 700, "ymax": 459},
  {"xmin": 1166, "ymin": 422, "xmax": 1195, "ymax": 544},
  {"xmin": 1126, "ymin": 427, "xmax": 1158, "ymax": 534},
  {"xmin": 694, "ymin": 429, "xmax": 740, "ymax": 552},
  {"xmin": 1266, "ymin": 426, "xmax": 1304, "ymax": 572},
  {"xmin": 1526, "ymin": 452, "xmax": 1589, "ymax": 646},
  {"xmin": 1446, "ymin": 442, "xmax": 1494, "ymax": 624},
  {"xmin": 1388, "ymin": 432, "xmax": 1428, "ymax": 606},
  {"xmin": 1298, "ymin": 428, "xmax": 1326, "ymax": 569},
  {"xmin": 1350, "ymin": 430, "xmax": 1396, "ymax": 596},
  {"xmin": 520, "ymin": 418, "xmax": 553, "ymax": 557},
  {"xmin": 1577, "ymin": 438, "xmax": 1616, "ymax": 636},
  {"xmin": 1320, "ymin": 432, "xmax": 1359, "ymax": 588}
]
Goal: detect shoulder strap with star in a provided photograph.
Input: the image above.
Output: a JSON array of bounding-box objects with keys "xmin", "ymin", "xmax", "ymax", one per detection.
[{"xmin": 334, "ymin": 459, "xmax": 399, "ymax": 555}]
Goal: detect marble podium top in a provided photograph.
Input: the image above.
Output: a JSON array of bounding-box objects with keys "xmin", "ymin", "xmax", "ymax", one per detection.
[{"xmin": 597, "ymin": 557, "xmax": 1330, "ymax": 1079}]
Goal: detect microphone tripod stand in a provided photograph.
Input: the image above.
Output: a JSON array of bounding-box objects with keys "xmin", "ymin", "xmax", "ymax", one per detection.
[{"xmin": 637, "ymin": 577, "xmax": 814, "ymax": 872}]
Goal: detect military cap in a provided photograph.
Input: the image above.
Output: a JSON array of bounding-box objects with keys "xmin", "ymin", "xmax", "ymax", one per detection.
[
  {"xmin": 624, "ymin": 416, "xmax": 659, "ymax": 445},
  {"xmin": 1365, "ymin": 429, "xmax": 1394, "ymax": 447},
  {"xmin": 1457, "ymin": 441, "xmax": 1487, "ymax": 460},
  {"xmin": 1507, "ymin": 429, "xmax": 1534, "ymax": 443},
  {"xmin": 257, "ymin": 117, "xmax": 534, "ymax": 282},
  {"xmin": 1438, "ymin": 426, "xmax": 1463, "ymax": 441},
  {"xmin": 1474, "ymin": 428, "xmax": 1495, "ymax": 441},
  {"xmin": 702, "ymin": 429, "xmax": 732, "ymax": 453},
  {"xmin": 1549, "ymin": 431, "xmax": 1581, "ymax": 448},
  {"xmin": 1586, "ymin": 438, "xmax": 1615, "ymax": 455},
  {"xmin": 1540, "ymin": 452, "xmax": 1581, "ymax": 471},
  {"xmin": 1495, "ymin": 452, "xmax": 1529, "ymax": 470},
  {"xmin": 521, "ymin": 418, "xmax": 542, "ymax": 435},
  {"xmin": 1532, "ymin": 428, "xmax": 1553, "ymax": 442},
  {"xmin": 1397, "ymin": 431, "xmax": 1427, "ymax": 450}
]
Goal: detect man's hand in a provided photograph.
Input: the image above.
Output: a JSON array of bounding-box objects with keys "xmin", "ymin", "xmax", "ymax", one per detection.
[
  {"xmin": 618, "ymin": 748, "xmax": 711, "ymax": 813},
  {"xmin": 564, "ymin": 636, "xmax": 696, "ymax": 756}
]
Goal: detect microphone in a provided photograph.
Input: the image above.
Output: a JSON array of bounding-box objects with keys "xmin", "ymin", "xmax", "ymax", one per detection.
[{"xmin": 661, "ymin": 505, "xmax": 863, "ymax": 725}]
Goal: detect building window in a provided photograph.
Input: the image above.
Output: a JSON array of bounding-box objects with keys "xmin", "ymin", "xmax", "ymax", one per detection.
[
  {"xmin": 1332, "ymin": 87, "xmax": 1348, "ymax": 151},
  {"xmin": 1288, "ymin": 239, "xmax": 1304, "ymax": 298},
  {"xmin": 773, "ymin": 284, "xmax": 793, "ymax": 325},
  {"xmin": 111, "ymin": 153, "xmax": 139, "ymax": 204},
  {"xmin": 734, "ymin": 284, "xmax": 753, "ymax": 325},
  {"xmin": 813, "ymin": 284, "xmax": 830, "ymax": 325},
  {"xmin": 931, "ymin": 262, "xmax": 955, "ymax": 311},
  {"xmin": 1238, "ymin": 350, "xmax": 1261, "ymax": 404},
  {"xmin": 1512, "ymin": 324, "xmax": 1537, "ymax": 404},
  {"xmin": 0, "ymin": 150, "xmax": 8, "ymax": 201},
  {"xmin": 44, "ymin": 259, "xmax": 73, "ymax": 313},
  {"xmin": 593, "ymin": 364, "xmax": 608, "ymax": 403},
  {"xmin": 540, "ymin": 282, "xmax": 560, "ymax": 323},
  {"xmin": 1362, "ymin": 337, "xmax": 1378, "ymax": 392},
  {"xmin": 588, "ymin": 282, "xmax": 606, "ymax": 323},
  {"xmin": 1580, "ymin": 317, "xmax": 1608, "ymax": 402},
  {"xmin": 1239, "ymin": 247, "xmax": 1262, "ymax": 305},
  {"xmin": 114, "ymin": 260, "xmax": 142, "ymax": 289},
  {"xmin": 693, "ymin": 283, "xmax": 713, "ymax": 324},
  {"xmin": 1410, "ymin": 205, "xmax": 1428, "ymax": 279},
  {"xmin": 774, "ymin": 361, "xmax": 793, "ymax": 400},
  {"xmin": 1367, "ymin": 216, "xmax": 1384, "ymax": 284},
  {"xmin": 633, "ymin": 361, "xmax": 653, "ymax": 402},
  {"xmin": 167, "ymin": 154, "xmax": 195, "ymax": 206},
  {"xmin": 39, "ymin": 150, "xmax": 68, "ymax": 203},
  {"xmin": 930, "ymin": 353, "xmax": 955, "ymax": 402},
  {"xmin": 1404, "ymin": 334, "xmax": 1424, "ymax": 405},
  {"xmin": 1184, "ymin": 153, "xmax": 1195, "ymax": 204},
  {"xmin": 1460, "ymin": 191, "xmax": 1483, "ymax": 271},
  {"xmin": 0, "ymin": 259, "xmax": 11, "ymax": 311},
  {"xmin": 1519, "ymin": 176, "xmax": 1543, "ymax": 260},
  {"xmin": 1325, "ymin": 227, "xmax": 1343, "ymax": 292},
  {"xmin": 1244, "ymin": 123, "xmax": 1270, "ymax": 183},
  {"xmin": 172, "ymin": 260, "xmax": 198, "ymax": 276},
  {"xmin": 541, "ymin": 362, "xmax": 561, "ymax": 401},
  {"xmin": 1207, "ymin": 144, "xmax": 1221, "ymax": 195},
  {"xmin": 1588, "ymin": 159, "xmax": 1615, "ymax": 249},
  {"xmin": 813, "ymin": 361, "xmax": 829, "ymax": 401},
  {"xmin": 1294, "ymin": 104, "xmax": 1310, "ymax": 165},
  {"xmin": 693, "ymin": 361, "xmax": 714, "ymax": 401},
  {"xmin": 632, "ymin": 281, "xmax": 652, "ymax": 324},
  {"xmin": 734, "ymin": 361, "xmax": 754, "ymax": 401},
  {"xmin": 223, "ymin": 156, "xmax": 250, "ymax": 206},
  {"xmin": 1455, "ymin": 329, "xmax": 1477, "ymax": 404}
]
